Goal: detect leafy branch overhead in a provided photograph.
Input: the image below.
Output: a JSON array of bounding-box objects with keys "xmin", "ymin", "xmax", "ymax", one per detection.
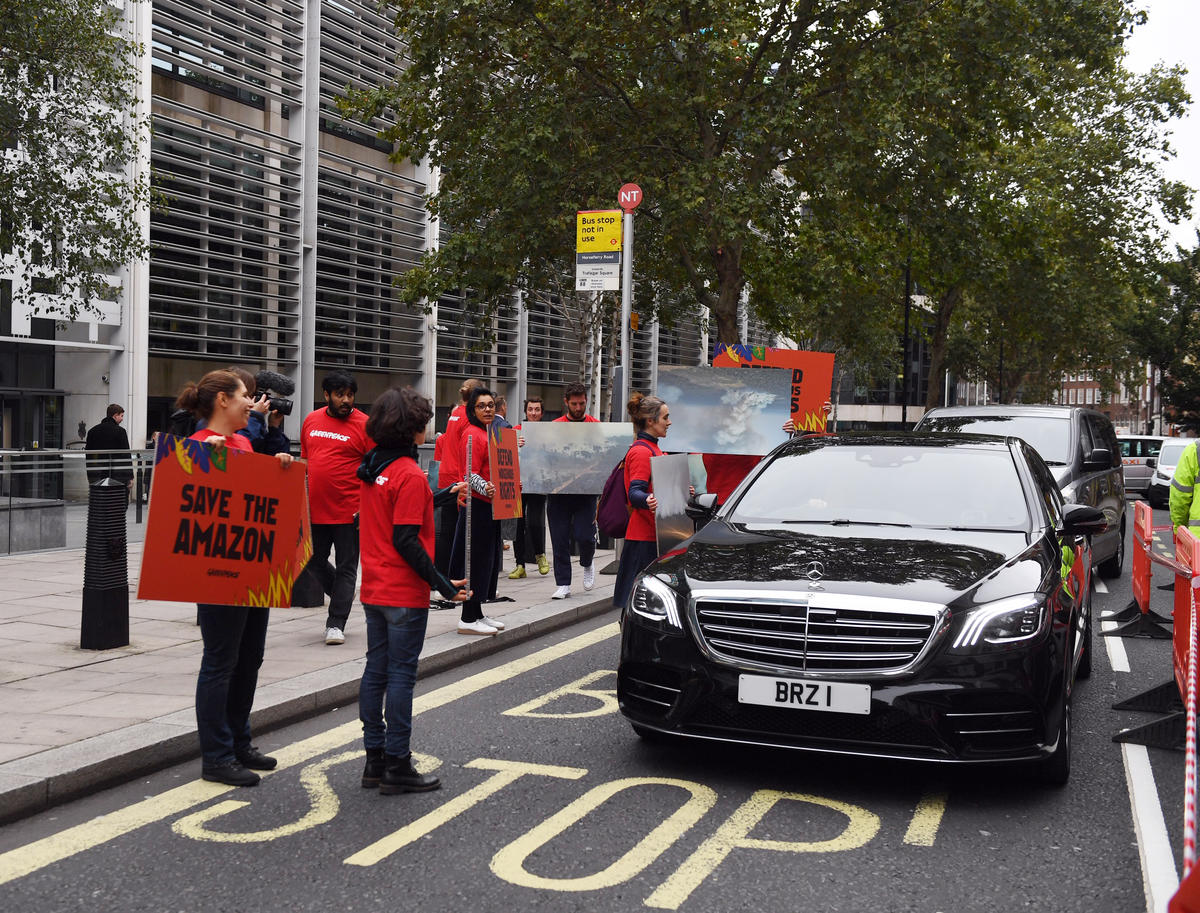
[
  {"xmin": 349, "ymin": 1, "xmax": 1189, "ymax": 392},
  {"xmin": 0, "ymin": 0, "xmax": 150, "ymax": 320}
]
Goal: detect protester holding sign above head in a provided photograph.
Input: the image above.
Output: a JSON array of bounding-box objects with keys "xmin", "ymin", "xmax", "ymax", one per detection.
[
  {"xmin": 613, "ymin": 392, "xmax": 671, "ymax": 612},
  {"xmin": 449, "ymin": 386, "xmax": 506, "ymax": 636},
  {"xmin": 177, "ymin": 369, "xmax": 293, "ymax": 787},
  {"xmin": 356, "ymin": 386, "xmax": 469, "ymax": 795},
  {"xmin": 301, "ymin": 371, "xmax": 373, "ymax": 646},
  {"xmin": 547, "ymin": 382, "xmax": 600, "ymax": 600}
]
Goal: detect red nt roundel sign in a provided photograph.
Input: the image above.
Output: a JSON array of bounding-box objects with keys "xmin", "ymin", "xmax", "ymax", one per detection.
[{"xmin": 618, "ymin": 183, "xmax": 643, "ymax": 212}]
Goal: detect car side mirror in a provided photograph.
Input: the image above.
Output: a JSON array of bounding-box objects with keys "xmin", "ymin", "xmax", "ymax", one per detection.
[
  {"xmin": 1083, "ymin": 447, "xmax": 1112, "ymax": 470},
  {"xmin": 1060, "ymin": 503, "xmax": 1108, "ymax": 538},
  {"xmin": 685, "ymin": 492, "xmax": 719, "ymax": 521},
  {"xmin": 1147, "ymin": 457, "xmax": 1157, "ymax": 469}
]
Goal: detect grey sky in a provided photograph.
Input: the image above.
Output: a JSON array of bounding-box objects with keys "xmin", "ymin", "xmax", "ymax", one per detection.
[{"xmin": 1125, "ymin": 0, "xmax": 1200, "ymax": 251}]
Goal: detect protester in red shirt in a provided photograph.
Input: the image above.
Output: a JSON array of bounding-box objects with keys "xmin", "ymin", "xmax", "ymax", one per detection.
[
  {"xmin": 178, "ymin": 369, "xmax": 293, "ymax": 787},
  {"xmin": 449, "ymin": 386, "xmax": 506, "ymax": 635},
  {"xmin": 546, "ymin": 382, "xmax": 601, "ymax": 600},
  {"xmin": 357, "ymin": 386, "xmax": 467, "ymax": 794},
  {"xmin": 613, "ymin": 392, "xmax": 672, "ymax": 611},
  {"xmin": 300, "ymin": 371, "xmax": 373, "ymax": 646},
  {"xmin": 434, "ymin": 378, "xmax": 482, "ymax": 579}
]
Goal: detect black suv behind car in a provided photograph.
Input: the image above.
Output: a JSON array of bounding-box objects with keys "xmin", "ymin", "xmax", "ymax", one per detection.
[{"xmin": 915, "ymin": 404, "xmax": 1126, "ymax": 577}]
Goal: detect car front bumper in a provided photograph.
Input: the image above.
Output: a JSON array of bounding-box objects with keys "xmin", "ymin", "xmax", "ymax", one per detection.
[{"xmin": 617, "ymin": 612, "xmax": 1067, "ymax": 764}]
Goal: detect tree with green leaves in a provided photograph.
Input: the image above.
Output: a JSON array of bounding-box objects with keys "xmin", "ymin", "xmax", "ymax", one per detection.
[
  {"xmin": 1126, "ymin": 240, "xmax": 1200, "ymax": 432},
  {"xmin": 0, "ymin": 0, "xmax": 150, "ymax": 318},
  {"xmin": 350, "ymin": 0, "xmax": 1189, "ymax": 387}
]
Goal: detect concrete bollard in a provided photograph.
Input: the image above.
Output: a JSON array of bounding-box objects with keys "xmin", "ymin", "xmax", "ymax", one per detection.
[{"xmin": 81, "ymin": 479, "xmax": 129, "ymax": 649}]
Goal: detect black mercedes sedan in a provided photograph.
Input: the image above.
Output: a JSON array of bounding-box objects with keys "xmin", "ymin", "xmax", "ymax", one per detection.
[{"xmin": 617, "ymin": 434, "xmax": 1106, "ymax": 784}]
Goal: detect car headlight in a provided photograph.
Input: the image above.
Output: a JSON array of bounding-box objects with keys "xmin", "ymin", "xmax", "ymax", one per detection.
[
  {"xmin": 950, "ymin": 595, "xmax": 1047, "ymax": 651},
  {"xmin": 628, "ymin": 574, "xmax": 684, "ymax": 632}
]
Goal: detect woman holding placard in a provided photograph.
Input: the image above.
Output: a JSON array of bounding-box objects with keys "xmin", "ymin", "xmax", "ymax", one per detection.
[
  {"xmin": 613, "ymin": 392, "xmax": 672, "ymax": 611},
  {"xmin": 356, "ymin": 387, "xmax": 468, "ymax": 794},
  {"xmin": 177, "ymin": 369, "xmax": 293, "ymax": 787}
]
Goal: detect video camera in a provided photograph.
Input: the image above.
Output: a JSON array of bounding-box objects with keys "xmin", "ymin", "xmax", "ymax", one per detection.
[{"xmin": 254, "ymin": 370, "xmax": 295, "ymax": 416}]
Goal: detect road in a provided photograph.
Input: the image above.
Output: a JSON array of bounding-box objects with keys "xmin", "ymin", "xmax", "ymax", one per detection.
[{"xmin": 0, "ymin": 501, "xmax": 1188, "ymax": 912}]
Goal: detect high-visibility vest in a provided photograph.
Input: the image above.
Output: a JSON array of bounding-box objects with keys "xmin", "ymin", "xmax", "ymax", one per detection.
[{"xmin": 1169, "ymin": 440, "xmax": 1200, "ymax": 531}]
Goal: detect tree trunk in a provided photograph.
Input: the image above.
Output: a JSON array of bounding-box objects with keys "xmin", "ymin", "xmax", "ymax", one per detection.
[
  {"xmin": 712, "ymin": 243, "xmax": 745, "ymax": 344},
  {"xmin": 924, "ymin": 286, "xmax": 962, "ymax": 411}
]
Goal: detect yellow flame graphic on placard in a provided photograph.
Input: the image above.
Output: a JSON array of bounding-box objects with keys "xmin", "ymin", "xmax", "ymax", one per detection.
[
  {"xmin": 174, "ymin": 439, "xmax": 195, "ymax": 474},
  {"xmin": 242, "ymin": 563, "xmax": 297, "ymax": 608},
  {"xmin": 792, "ymin": 410, "xmax": 828, "ymax": 433}
]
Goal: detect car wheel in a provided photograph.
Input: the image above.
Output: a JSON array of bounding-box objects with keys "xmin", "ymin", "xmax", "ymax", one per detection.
[
  {"xmin": 1037, "ymin": 695, "xmax": 1072, "ymax": 787},
  {"xmin": 1077, "ymin": 584, "xmax": 1093, "ymax": 681},
  {"xmin": 1098, "ymin": 519, "xmax": 1126, "ymax": 579}
]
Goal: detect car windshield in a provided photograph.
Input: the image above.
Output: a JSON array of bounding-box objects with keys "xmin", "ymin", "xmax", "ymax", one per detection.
[
  {"xmin": 1158, "ymin": 440, "xmax": 1191, "ymax": 468},
  {"xmin": 730, "ymin": 445, "xmax": 1030, "ymax": 530},
  {"xmin": 920, "ymin": 415, "xmax": 1071, "ymax": 464}
]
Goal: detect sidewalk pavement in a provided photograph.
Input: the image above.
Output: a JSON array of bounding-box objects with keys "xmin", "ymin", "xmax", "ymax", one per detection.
[{"xmin": 0, "ymin": 539, "xmax": 619, "ymax": 824}]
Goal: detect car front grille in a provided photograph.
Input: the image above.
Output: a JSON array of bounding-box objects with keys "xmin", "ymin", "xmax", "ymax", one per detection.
[{"xmin": 693, "ymin": 595, "xmax": 945, "ymax": 675}]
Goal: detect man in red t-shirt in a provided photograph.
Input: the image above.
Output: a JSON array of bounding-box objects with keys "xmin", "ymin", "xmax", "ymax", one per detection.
[
  {"xmin": 434, "ymin": 378, "xmax": 482, "ymax": 579},
  {"xmin": 546, "ymin": 382, "xmax": 601, "ymax": 599},
  {"xmin": 301, "ymin": 371, "xmax": 373, "ymax": 645}
]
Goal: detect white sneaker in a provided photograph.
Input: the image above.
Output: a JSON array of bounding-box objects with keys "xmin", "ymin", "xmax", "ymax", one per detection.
[
  {"xmin": 582, "ymin": 565, "xmax": 596, "ymax": 591},
  {"xmin": 458, "ymin": 619, "xmax": 498, "ymax": 635},
  {"xmin": 325, "ymin": 626, "xmax": 345, "ymax": 645},
  {"xmin": 552, "ymin": 585, "xmax": 571, "ymax": 600},
  {"xmin": 482, "ymin": 615, "xmax": 507, "ymax": 630}
]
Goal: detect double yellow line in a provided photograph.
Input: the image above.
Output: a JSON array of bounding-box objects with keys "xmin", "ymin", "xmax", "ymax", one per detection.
[{"xmin": 0, "ymin": 623, "xmax": 619, "ymax": 886}]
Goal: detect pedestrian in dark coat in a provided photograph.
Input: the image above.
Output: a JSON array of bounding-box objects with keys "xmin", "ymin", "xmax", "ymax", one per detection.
[{"xmin": 85, "ymin": 404, "xmax": 133, "ymax": 488}]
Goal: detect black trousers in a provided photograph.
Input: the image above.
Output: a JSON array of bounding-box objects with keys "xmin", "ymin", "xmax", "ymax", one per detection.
[
  {"xmin": 450, "ymin": 499, "xmax": 497, "ymax": 623},
  {"xmin": 513, "ymin": 493, "xmax": 547, "ymax": 566},
  {"xmin": 307, "ymin": 520, "xmax": 359, "ymax": 630},
  {"xmin": 547, "ymin": 494, "xmax": 597, "ymax": 587}
]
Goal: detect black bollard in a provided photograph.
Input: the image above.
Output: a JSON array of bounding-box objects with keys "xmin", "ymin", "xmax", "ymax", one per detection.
[{"xmin": 81, "ymin": 479, "xmax": 129, "ymax": 649}]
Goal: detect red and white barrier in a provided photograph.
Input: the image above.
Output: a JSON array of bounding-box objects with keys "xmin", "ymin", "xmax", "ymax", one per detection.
[{"xmin": 1169, "ymin": 528, "xmax": 1200, "ymax": 911}]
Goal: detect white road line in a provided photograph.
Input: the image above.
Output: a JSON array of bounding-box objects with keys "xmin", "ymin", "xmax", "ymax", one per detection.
[
  {"xmin": 1094, "ymin": 579, "xmax": 1109, "ymax": 595},
  {"xmin": 1102, "ymin": 619, "xmax": 1130, "ymax": 673},
  {"xmin": 1122, "ymin": 742, "xmax": 1179, "ymax": 913}
]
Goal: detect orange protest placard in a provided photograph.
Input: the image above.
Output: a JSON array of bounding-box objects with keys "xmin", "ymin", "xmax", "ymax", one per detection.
[
  {"xmin": 137, "ymin": 435, "xmax": 312, "ymax": 607},
  {"xmin": 489, "ymin": 426, "xmax": 523, "ymax": 520},
  {"xmin": 712, "ymin": 344, "xmax": 835, "ymax": 432}
]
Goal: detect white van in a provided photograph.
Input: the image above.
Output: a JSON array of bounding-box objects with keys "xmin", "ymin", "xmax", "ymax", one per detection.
[
  {"xmin": 1148, "ymin": 438, "xmax": 1195, "ymax": 509},
  {"xmin": 1118, "ymin": 435, "xmax": 1167, "ymax": 496}
]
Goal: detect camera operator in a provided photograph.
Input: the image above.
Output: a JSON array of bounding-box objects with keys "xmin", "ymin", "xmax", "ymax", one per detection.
[{"xmin": 252, "ymin": 369, "xmax": 294, "ymax": 457}]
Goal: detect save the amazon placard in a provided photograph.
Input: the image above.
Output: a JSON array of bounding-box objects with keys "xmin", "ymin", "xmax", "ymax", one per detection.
[
  {"xmin": 712, "ymin": 344, "xmax": 835, "ymax": 433},
  {"xmin": 138, "ymin": 434, "xmax": 312, "ymax": 607}
]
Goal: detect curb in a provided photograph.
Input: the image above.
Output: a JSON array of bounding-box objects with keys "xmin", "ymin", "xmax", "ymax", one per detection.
[{"xmin": 0, "ymin": 594, "xmax": 617, "ymax": 826}]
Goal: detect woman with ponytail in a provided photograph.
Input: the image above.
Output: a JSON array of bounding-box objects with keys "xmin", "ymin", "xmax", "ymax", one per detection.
[
  {"xmin": 612, "ymin": 392, "xmax": 673, "ymax": 611},
  {"xmin": 177, "ymin": 370, "xmax": 293, "ymax": 787}
]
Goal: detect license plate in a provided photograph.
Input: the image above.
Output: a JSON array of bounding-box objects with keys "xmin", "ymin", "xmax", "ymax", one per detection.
[{"xmin": 738, "ymin": 675, "xmax": 871, "ymax": 715}]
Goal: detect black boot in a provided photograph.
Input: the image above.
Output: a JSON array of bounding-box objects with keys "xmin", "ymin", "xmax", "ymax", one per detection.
[
  {"xmin": 379, "ymin": 753, "xmax": 441, "ymax": 794},
  {"xmin": 362, "ymin": 748, "xmax": 385, "ymax": 789}
]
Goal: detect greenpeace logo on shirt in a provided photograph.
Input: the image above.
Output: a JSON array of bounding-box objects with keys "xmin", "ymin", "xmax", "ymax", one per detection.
[
  {"xmin": 308, "ymin": 429, "xmax": 351, "ymax": 442},
  {"xmin": 375, "ymin": 475, "xmax": 389, "ymax": 486}
]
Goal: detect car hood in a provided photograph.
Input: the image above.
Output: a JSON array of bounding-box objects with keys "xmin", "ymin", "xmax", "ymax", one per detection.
[{"xmin": 667, "ymin": 519, "xmax": 1042, "ymax": 607}]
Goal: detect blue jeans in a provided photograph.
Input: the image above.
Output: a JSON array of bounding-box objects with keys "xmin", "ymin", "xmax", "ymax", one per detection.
[
  {"xmin": 196, "ymin": 603, "xmax": 269, "ymax": 766},
  {"xmin": 359, "ymin": 604, "xmax": 429, "ymax": 757}
]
